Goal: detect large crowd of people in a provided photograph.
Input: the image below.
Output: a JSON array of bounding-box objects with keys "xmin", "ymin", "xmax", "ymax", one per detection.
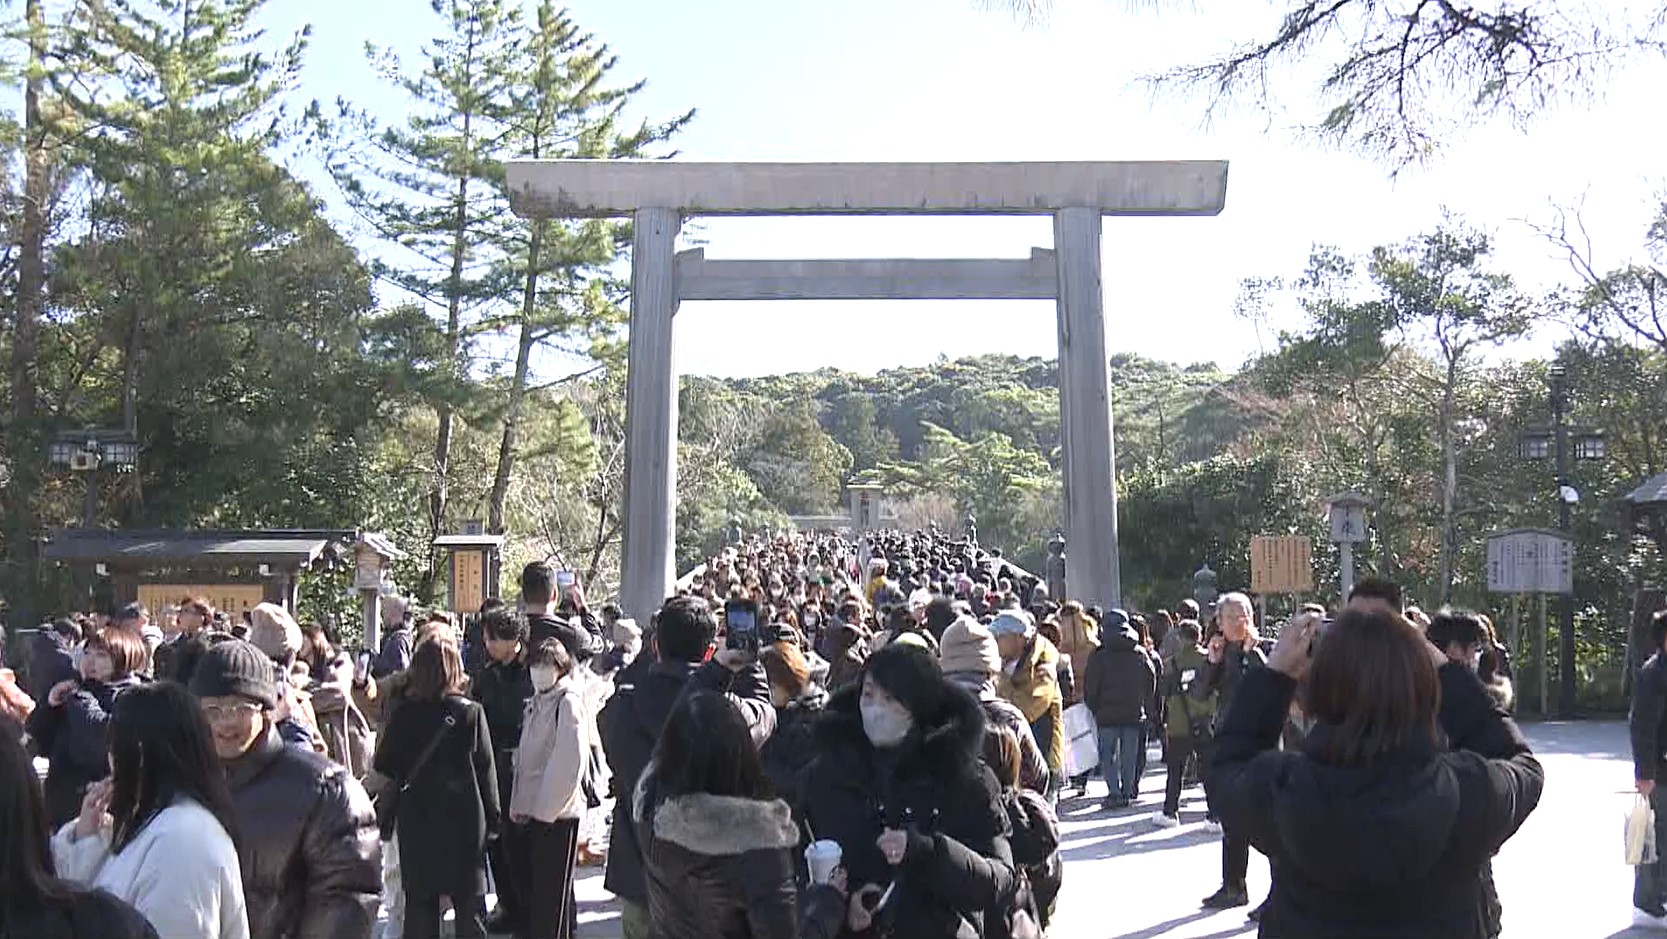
[{"xmin": 0, "ymin": 525, "xmax": 1596, "ymax": 939}]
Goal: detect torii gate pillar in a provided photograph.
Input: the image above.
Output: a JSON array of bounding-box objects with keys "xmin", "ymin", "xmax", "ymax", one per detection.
[{"xmin": 506, "ymin": 161, "xmax": 1230, "ymax": 620}]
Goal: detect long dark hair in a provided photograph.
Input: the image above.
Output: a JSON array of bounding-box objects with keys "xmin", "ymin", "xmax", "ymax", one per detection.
[
  {"xmin": 651, "ymin": 692, "xmax": 773, "ymax": 801},
  {"xmin": 106, "ymin": 682, "xmax": 239, "ymax": 854},
  {"xmin": 0, "ymin": 733, "xmax": 76, "ymax": 929},
  {"xmin": 1304, "ymin": 609, "xmax": 1445, "ymax": 767}
]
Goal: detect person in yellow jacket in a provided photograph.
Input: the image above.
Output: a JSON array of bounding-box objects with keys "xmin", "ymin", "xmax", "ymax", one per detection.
[
  {"xmin": 992, "ymin": 609, "xmax": 1064, "ymax": 800},
  {"xmin": 1055, "ymin": 601, "xmax": 1099, "ymax": 707}
]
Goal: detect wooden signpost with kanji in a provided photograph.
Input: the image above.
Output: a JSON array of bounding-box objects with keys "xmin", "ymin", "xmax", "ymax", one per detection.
[
  {"xmin": 1249, "ymin": 535, "xmax": 1315, "ymax": 628},
  {"xmin": 1250, "ymin": 535, "xmax": 1314, "ymax": 594}
]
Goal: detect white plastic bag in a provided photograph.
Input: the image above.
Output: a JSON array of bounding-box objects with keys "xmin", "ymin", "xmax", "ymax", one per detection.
[
  {"xmin": 1627, "ymin": 794, "xmax": 1658, "ymax": 866},
  {"xmin": 1061, "ymin": 702, "xmax": 1099, "ymax": 777}
]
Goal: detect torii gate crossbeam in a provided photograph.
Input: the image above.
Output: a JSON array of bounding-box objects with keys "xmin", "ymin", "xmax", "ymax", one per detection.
[{"xmin": 506, "ymin": 160, "xmax": 1230, "ymax": 621}]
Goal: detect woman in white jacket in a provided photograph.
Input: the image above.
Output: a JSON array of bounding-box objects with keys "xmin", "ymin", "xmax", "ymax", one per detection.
[
  {"xmin": 52, "ymin": 682, "xmax": 249, "ymax": 939},
  {"xmin": 510, "ymin": 638, "xmax": 589, "ymax": 939}
]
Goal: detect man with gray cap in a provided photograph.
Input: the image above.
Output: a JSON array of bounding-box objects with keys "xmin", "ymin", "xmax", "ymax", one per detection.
[
  {"xmin": 993, "ymin": 608, "xmax": 1064, "ymax": 801},
  {"xmin": 192, "ymin": 639, "xmax": 381, "ymax": 939}
]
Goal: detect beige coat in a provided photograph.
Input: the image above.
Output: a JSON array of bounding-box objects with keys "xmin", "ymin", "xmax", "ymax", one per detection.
[{"xmin": 511, "ymin": 679, "xmax": 587, "ymax": 823}]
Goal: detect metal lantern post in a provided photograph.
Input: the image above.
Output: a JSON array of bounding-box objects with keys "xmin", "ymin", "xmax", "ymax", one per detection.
[
  {"xmin": 47, "ymin": 430, "xmax": 140, "ymax": 527},
  {"xmin": 1517, "ymin": 364, "xmax": 1605, "ymax": 718},
  {"xmin": 1325, "ymin": 491, "xmax": 1372, "ymax": 607}
]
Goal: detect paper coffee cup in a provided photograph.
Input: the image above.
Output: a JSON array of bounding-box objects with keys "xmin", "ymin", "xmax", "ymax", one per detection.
[{"xmin": 805, "ymin": 839, "xmax": 842, "ymax": 885}]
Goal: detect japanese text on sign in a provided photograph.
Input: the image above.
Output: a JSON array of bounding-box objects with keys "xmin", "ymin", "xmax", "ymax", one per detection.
[
  {"xmin": 451, "ymin": 550, "xmax": 486, "ymax": 613},
  {"xmin": 138, "ymin": 584, "xmax": 265, "ymax": 618},
  {"xmin": 1249, "ymin": 535, "xmax": 1314, "ymax": 594},
  {"xmin": 1486, "ymin": 529, "xmax": 1574, "ymax": 595}
]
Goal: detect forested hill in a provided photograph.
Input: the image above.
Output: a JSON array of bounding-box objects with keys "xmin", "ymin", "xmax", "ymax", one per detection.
[{"xmin": 675, "ymin": 353, "xmax": 1260, "ymax": 578}]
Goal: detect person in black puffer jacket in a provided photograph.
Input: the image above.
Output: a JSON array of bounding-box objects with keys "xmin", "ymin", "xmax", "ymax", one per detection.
[
  {"xmin": 601, "ymin": 597, "xmax": 777, "ymax": 939},
  {"xmin": 26, "ymin": 626, "xmax": 148, "ymax": 827},
  {"xmin": 1211, "ymin": 609, "xmax": 1543, "ymax": 939},
  {"xmin": 1082, "ymin": 611, "xmax": 1157, "ymax": 809},
  {"xmin": 636, "ymin": 692, "xmax": 844, "ymax": 939},
  {"xmin": 798, "ymin": 643, "xmax": 1015, "ymax": 939},
  {"xmin": 26, "ymin": 619, "xmax": 80, "ymax": 704},
  {"xmin": 0, "ymin": 731, "xmax": 159, "ymax": 939},
  {"xmin": 759, "ymin": 640, "xmax": 828, "ymax": 808},
  {"xmin": 191, "ymin": 639, "xmax": 382, "ymax": 939}
]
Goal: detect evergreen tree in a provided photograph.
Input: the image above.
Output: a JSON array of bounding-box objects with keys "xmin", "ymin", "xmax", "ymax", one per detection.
[
  {"xmin": 482, "ymin": 0, "xmax": 690, "ymax": 535},
  {"xmin": 46, "ymin": 0, "xmax": 379, "ymax": 527},
  {"xmin": 328, "ymin": 0, "xmax": 524, "ymax": 597}
]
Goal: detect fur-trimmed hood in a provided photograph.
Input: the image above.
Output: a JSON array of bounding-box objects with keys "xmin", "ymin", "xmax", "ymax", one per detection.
[
  {"xmin": 634, "ymin": 778, "xmax": 798, "ymax": 856},
  {"xmin": 815, "ymin": 676, "xmax": 987, "ymax": 775}
]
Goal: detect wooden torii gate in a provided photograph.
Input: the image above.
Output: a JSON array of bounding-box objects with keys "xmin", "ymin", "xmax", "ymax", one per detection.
[{"xmin": 505, "ymin": 160, "xmax": 1230, "ymax": 621}]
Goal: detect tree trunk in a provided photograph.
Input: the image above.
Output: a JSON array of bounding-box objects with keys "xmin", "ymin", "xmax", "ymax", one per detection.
[
  {"xmin": 1436, "ymin": 357, "xmax": 1460, "ymax": 603},
  {"xmin": 488, "ymin": 223, "xmax": 543, "ymax": 535},
  {"xmin": 13, "ymin": 0, "xmax": 45, "ymax": 428},
  {"xmin": 423, "ymin": 104, "xmax": 475, "ymax": 602},
  {"xmin": 3, "ymin": 0, "xmax": 49, "ymax": 626}
]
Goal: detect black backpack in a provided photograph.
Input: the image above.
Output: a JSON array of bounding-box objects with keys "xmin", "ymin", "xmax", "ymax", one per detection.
[{"xmin": 1003, "ymin": 788, "xmax": 1062, "ymax": 929}]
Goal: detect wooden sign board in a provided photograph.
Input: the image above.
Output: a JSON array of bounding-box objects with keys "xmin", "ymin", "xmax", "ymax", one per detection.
[
  {"xmin": 1249, "ymin": 536, "xmax": 1314, "ymax": 594},
  {"xmin": 137, "ymin": 584, "xmax": 265, "ymax": 619},
  {"xmin": 1486, "ymin": 528, "xmax": 1574, "ymax": 595},
  {"xmin": 450, "ymin": 550, "xmax": 486, "ymax": 614}
]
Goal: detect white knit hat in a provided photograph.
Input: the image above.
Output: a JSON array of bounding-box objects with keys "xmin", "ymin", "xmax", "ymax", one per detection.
[{"xmin": 938, "ymin": 616, "xmax": 1002, "ymax": 678}]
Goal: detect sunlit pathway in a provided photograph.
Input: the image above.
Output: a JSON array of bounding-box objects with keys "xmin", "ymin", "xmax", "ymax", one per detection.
[
  {"xmin": 372, "ymin": 721, "xmax": 1637, "ymax": 938},
  {"xmin": 1060, "ymin": 721, "xmax": 1641, "ymax": 939}
]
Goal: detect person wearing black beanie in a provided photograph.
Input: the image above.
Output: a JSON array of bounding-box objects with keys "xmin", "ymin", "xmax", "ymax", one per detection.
[
  {"xmin": 191, "ymin": 640, "xmax": 381, "ymax": 939},
  {"xmin": 799, "ymin": 643, "xmax": 1017, "ymax": 939}
]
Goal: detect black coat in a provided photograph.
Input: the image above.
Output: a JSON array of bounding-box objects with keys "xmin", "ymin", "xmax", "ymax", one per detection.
[
  {"xmin": 153, "ymin": 633, "xmax": 213, "ymax": 686},
  {"xmin": 798, "ymin": 683, "xmax": 1016, "ymax": 939},
  {"xmin": 600, "ymin": 658, "xmax": 776, "ymax": 905},
  {"xmin": 528, "ymin": 612, "xmax": 600, "ymax": 664},
  {"xmin": 1632, "ymin": 651, "xmax": 1667, "ymax": 784},
  {"xmin": 634, "ymin": 779, "xmax": 842, "ymax": 939},
  {"xmin": 27, "ymin": 631, "xmax": 76, "ymax": 702},
  {"xmin": 760, "ymin": 691, "xmax": 828, "ymax": 808},
  {"xmin": 373, "ymin": 694, "xmax": 500, "ymax": 897},
  {"xmin": 224, "ymin": 726, "xmax": 381, "ymax": 939},
  {"xmin": 1081, "ymin": 625, "xmax": 1157, "ymax": 727},
  {"xmin": 27, "ymin": 674, "xmax": 143, "ymax": 825},
  {"xmin": 470, "ymin": 657, "xmax": 533, "ymax": 754},
  {"xmin": 9, "ymin": 888, "xmax": 160, "ymax": 939},
  {"xmin": 371, "ymin": 626, "xmax": 413, "ymax": 679},
  {"xmin": 1210, "ymin": 665, "xmax": 1543, "ymax": 939},
  {"xmin": 1204, "ymin": 641, "xmax": 1267, "ymax": 732}
]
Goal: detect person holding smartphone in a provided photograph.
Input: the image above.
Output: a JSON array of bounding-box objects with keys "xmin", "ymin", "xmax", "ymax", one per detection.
[{"xmin": 598, "ymin": 597, "xmax": 775, "ymax": 939}]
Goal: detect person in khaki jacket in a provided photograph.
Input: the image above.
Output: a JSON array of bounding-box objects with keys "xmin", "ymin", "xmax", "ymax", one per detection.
[
  {"xmin": 510, "ymin": 638, "xmax": 589, "ymax": 939},
  {"xmin": 1055, "ymin": 601, "xmax": 1100, "ymax": 707},
  {"xmin": 992, "ymin": 609, "xmax": 1065, "ymax": 799}
]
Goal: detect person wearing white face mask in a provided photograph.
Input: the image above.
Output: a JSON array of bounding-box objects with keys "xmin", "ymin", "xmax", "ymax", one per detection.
[
  {"xmin": 799, "ymin": 643, "xmax": 1016, "ymax": 939},
  {"xmin": 510, "ymin": 638, "xmax": 588, "ymax": 939}
]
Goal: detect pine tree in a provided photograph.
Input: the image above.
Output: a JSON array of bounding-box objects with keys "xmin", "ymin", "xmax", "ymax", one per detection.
[
  {"xmin": 47, "ymin": 0, "xmax": 377, "ymax": 526},
  {"xmin": 481, "ymin": 0, "xmax": 691, "ymax": 535},
  {"xmin": 329, "ymin": 0, "xmax": 524, "ymax": 597}
]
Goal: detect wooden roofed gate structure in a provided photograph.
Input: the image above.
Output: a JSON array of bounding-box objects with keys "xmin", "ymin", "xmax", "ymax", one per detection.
[{"xmin": 43, "ymin": 529, "xmax": 401, "ymax": 621}]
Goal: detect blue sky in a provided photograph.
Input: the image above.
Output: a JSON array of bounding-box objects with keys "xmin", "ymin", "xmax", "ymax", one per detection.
[{"xmin": 278, "ymin": 0, "xmax": 1666, "ymax": 378}]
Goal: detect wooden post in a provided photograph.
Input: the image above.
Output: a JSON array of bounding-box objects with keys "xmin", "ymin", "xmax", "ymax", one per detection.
[
  {"xmin": 1053, "ymin": 208, "xmax": 1121, "ymax": 608},
  {"xmin": 1507, "ymin": 594, "xmax": 1521, "ymax": 690},
  {"xmin": 361, "ymin": 591, "xmax": 381, "ymax": 654},
  {"xmin": 619, "ymin": 206, "xmax": 682, "ymax": 623},
  {"xmin": 1537, "ymin": 592, "xmax": 1549, "ymax": 716}
]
